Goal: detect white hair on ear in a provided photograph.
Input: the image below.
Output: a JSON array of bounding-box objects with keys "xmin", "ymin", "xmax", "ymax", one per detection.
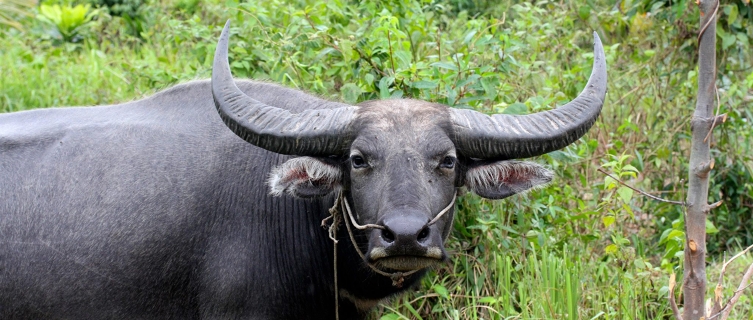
[
  {"xmin": 466, "ymin": 160, "xmax": 553, "ymax": 194},
  {"xmin": 268, "ymin": 157, "xmax": 342, "ymax": 197}
]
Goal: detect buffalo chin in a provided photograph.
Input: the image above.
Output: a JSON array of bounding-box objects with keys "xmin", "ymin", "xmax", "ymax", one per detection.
[{"xmin": 372, "ymin": 256, "xmax": 440, "ymax": 272}]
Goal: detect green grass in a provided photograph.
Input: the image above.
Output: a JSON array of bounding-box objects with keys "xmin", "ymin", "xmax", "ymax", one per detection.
[{"xmin": 2, "ymin": 0, "xmax": 753, "ymax": 318}]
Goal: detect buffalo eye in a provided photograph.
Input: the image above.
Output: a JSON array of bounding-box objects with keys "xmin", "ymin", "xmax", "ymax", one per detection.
[
  {"xmin": 439, "ymin": 156, "xmax": 456, "ymax": 169},
  {"xmin": 351, "ymin": 155, "xmax": 368, "ymax": 169}
]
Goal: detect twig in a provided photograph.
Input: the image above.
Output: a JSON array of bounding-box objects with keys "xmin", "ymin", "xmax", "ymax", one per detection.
[
  {"xmin": 303, "ymin": 13, "xmax": 342, "ymax": 54},
  {"xmin": 597, "ymin": 168, "xmax": 686, "ymax": 205},
  {"xmin": 720, "ymin": 268, "xmax": 753, "ymax": 320},
  {"xmin": 353, "ymin": 46, "xmax": 388, "ymax": 77},
  {"xmin": 708, "ymin": 260, "xmax": 753, "ymax": 320},
  {"xmin": 708, "ymin": 199, "xmax": 723, "ymax": 210},
  {"xmin": 703, "ymin": 85, "xmax": 725, "ymax": 143},
  {"xmin": 707, "ymin": 244, "xmax": 753, "ymax": 320},
  {"xmin": 720, "ymin": 244, "xmax": 753, "ymax": 281},
  {"xmin": 669, "ymin": 273, "xmax": 684, "ymax": 320},
  {"xmin": 386, "ymin": 30, "xmax": 396, "ymax": 75},
  {"xmin": 612, "ymin": 81, "xmax": 649, "ymax": 108},
  {"xmin": 697, "ymin": 0, "xmax": 719, "ymax": 43},
  {"xmin": 698, "ymin": 0, "xmax": 721, "ymax": 149}
]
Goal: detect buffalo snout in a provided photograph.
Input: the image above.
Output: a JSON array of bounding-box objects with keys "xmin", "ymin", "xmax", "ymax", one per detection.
[{"xmin": 366, "ymin": 209, "xmax": 446, "ymax": 272}]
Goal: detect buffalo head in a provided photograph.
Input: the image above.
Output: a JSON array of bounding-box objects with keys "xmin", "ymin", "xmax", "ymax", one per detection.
[{"xmin": 211, "ymin": 21, "xmax": 606, "ymax": 276}]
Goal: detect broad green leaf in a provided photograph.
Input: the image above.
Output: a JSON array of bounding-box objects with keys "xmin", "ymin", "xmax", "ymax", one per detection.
[
  {"xmin": 617, "ymin": 186, "xmax": 633, "ymax": 203},
  {"xmin": 602, "ymin": 215, "xmax": 615, "ymax": 228},
  {"xmin": 478, "ymin": 296, "xmax": 497, "ymax": 304},
  {"xmin": 578, "ymin": 5, "xmax": 590, "ymax": 20},
  {"xmin": 432, "ymin": 284, "xmax": 449, "ymax": 299},
  {"xmin": 403, "ymin": 301, "xmax": 421, "ymax": 320},
  {"xmin": 502, "ymin": 102, "xmax": 527, "ymax": 115},
  {"xmin": 364, "ymin": 73, "xmax": 375, "ymax": 86},
  {"xmin": 658, "ymin": 286, "xmax": 669, "ymax": 298},
  {"xmin": 480, "ymin": 77, "xmax": 497, "ymax": 100},
  {"xmin": 633, "ymin": 259, "xmax": 646, "ymax": 269},
  {"xmin": 605, "ymin": 244, "xmax": 618, "ymax": 254},
  {"xmin": 340, "ymin": 83, "xmax": 362, "ymax": 104},
  {"xmin": 379, "ymin": 314, "xmax": 403, "ymax": 320},
  {"xmin": 430, "ymin": 62, "xmax": 457, "ymax": 71},
  {"xmin": 462, "ymin": 30, "xmax": 477, "ymax": 44},
  {"xmin": 411, "ymin": 80, "xmax": 437, "ymax": 89},
  {"xmin": 667, "ymin": 229, "xmax": 685, "ymax": 242},
  {"xmin": 727, "ymin": 4, "xmax": 738, "ymax": 26},
  {"xmin": 723, "ymin": 33, "xmax": 736, "ymax": 49},
  {"xmin": 379, "ymin": 76, "xmax": 394, "ymax": 99},
  {"xmin": 706, "ymin": 219, "xmax": 719, "ymax": 234},
  {"xmin": 622, "ymin": 203, "xmax": 634, "ymax": 218}
]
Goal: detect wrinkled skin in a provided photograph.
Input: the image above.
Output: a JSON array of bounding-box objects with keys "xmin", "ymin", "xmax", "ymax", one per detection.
[{"xmin": 350, "ymin": 100, "xmax": 458, "ymax": 271}]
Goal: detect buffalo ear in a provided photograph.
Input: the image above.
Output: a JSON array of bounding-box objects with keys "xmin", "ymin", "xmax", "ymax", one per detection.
[
  {"xmin": 464, "ymin": 160, "xmax": 553, "ymax": 200},
  {"xmin": 268, "ymin": 157, "xmax": 342, "ymax": 198}
]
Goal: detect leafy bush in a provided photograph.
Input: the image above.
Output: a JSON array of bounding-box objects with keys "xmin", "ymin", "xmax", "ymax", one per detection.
[
  {"xmin": 1, "ymin": 0, "xmax": 752, "ymax": 318},
  {"xmin": 36, "ymin": 3, "xmax": 95, "ymax": 42},
  {"xmin": 89, "ymin": 0, "xmax": 141, "ymax": 17}
]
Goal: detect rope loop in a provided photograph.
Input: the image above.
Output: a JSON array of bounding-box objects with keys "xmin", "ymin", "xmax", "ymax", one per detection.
[{"xmin": 324, "ymin": 191, "xmax": 457, "ymax": 287}]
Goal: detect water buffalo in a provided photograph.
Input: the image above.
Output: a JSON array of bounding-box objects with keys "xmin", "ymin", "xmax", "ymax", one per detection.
[{"xmin": 0, "ymin": 21, "xmax": 607, "ymax": 319}]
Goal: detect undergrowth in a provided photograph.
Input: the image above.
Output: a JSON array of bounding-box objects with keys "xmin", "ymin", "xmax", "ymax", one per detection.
[{"xmin": 1, "ymin": 0, "xmax": 752, "ymax": 318}]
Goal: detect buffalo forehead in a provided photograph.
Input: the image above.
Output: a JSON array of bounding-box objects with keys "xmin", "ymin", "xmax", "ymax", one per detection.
[
  {"xmin": 353, "ymin": 99, "xmax": 454, "ymax": 155},
  {"xmin": 355, "ymin": 99, "xmax": 450, "ymax": 131}
]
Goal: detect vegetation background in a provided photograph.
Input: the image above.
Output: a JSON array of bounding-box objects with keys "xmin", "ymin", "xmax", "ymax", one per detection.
[{"xmin": 1, "ymin": 0, "xmax": 752, "ymax": 318}]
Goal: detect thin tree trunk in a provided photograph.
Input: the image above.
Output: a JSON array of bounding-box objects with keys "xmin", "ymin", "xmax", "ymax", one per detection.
[{"xmin": 683, "ymin": 0, "xmax": 718, "ymax": 319}]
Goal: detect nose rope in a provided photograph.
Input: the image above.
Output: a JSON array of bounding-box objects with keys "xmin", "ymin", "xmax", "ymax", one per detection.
[
  {"xmin": 326, "ymin": 191, "xmax": 457, "ymax": 288},
  {"xmin": 339, "ymin": 194, "xmax": 419, "ymax": 287},
  {"xmin": 342, "ymin": 193, "xmax": 456, "ymax": 230},
  {"xmin": 428, "ymin": 193, "xmax": 457, "ymax": 226},
  {"xmin": 341, "ymin": 197, "xmax": 385, "ymax": 230}
]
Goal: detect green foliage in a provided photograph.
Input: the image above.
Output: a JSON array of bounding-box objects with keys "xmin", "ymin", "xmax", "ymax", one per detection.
[
  {"xmin": 2, "ymin": 0, "xmax": 753, "ymax": 318},
  {"xmin": 36, "ymin": 3, "xmax": 96, "ymax": 42},
  {"xmin": 87, "ymin": 0, "xmax": 149, "ymax": 38},
  {"xmin": 89, "ymin": 0, "xmax": 141, "ymax": 17}
]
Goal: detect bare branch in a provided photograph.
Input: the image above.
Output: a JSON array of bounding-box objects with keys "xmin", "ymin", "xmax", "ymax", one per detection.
[
  {"xmin": 702, "ymin": 94, "xmax": 725, "ymax": 145},
  {"xmin": 670, "ymin": 273, "xmax": 684, "ymax": 320},
  {"xmin": 721, "ymin": 244, "xmax": 753, "ymax": 276},
  {"xmin": 707, "ymin": 261, "xmax": 753, "ymax": 320},
  {"xmin": 302, "ymin": 13, "xmax": 342, "ymax": 54},
  {"xmin": 708, "ymin": 200, "xmax": 723, "ymax": 210},
  {"xmin": 706, "ymin": 244, "xmax": 753, "ymax": 320},
  {"xmin": 703, "ymin": 84, "xmax": 724, "ymax": 143},
  {"xmin": 697, "ymin": 0, "xmax": 719, "ymax": 43},
  {"xmin": 353, "ymin": 46, "xmax": 389, "ymax": 77},
  {"xmin": 597, "ymin": 168, "xmax": 685, "ymax": 206},
  {"xmin": 386, "ymin": 30, "xmax": 396, "ymax": 75},
  {"xmin": 710, "ymin": 282, "xmax": 724, "ymax": 317},
  {"xmin": 710, "ymin": 252, "xmax": 728, "ymax": 316},
  {"xmin": 721, "ymin": 271, "xmax": 753, "ymax": 320}
]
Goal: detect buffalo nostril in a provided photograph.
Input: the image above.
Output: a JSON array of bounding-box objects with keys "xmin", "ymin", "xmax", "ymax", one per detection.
[
  {"xmin": 417, "ymin": 227, "xmax": 430, "ymax": 242},
  {"xmin": 381, "ymin": 228, "xmax": 395, "ymax": 243}
]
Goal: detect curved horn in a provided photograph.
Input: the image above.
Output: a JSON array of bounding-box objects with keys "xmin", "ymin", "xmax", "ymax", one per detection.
[
  {"xmin": 451, "ymin": 32, "xmax": 608, "ymax": 160},
  {"xmin": 212, "ymin": 20, "xmax": 358, "ymax": 156}
]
